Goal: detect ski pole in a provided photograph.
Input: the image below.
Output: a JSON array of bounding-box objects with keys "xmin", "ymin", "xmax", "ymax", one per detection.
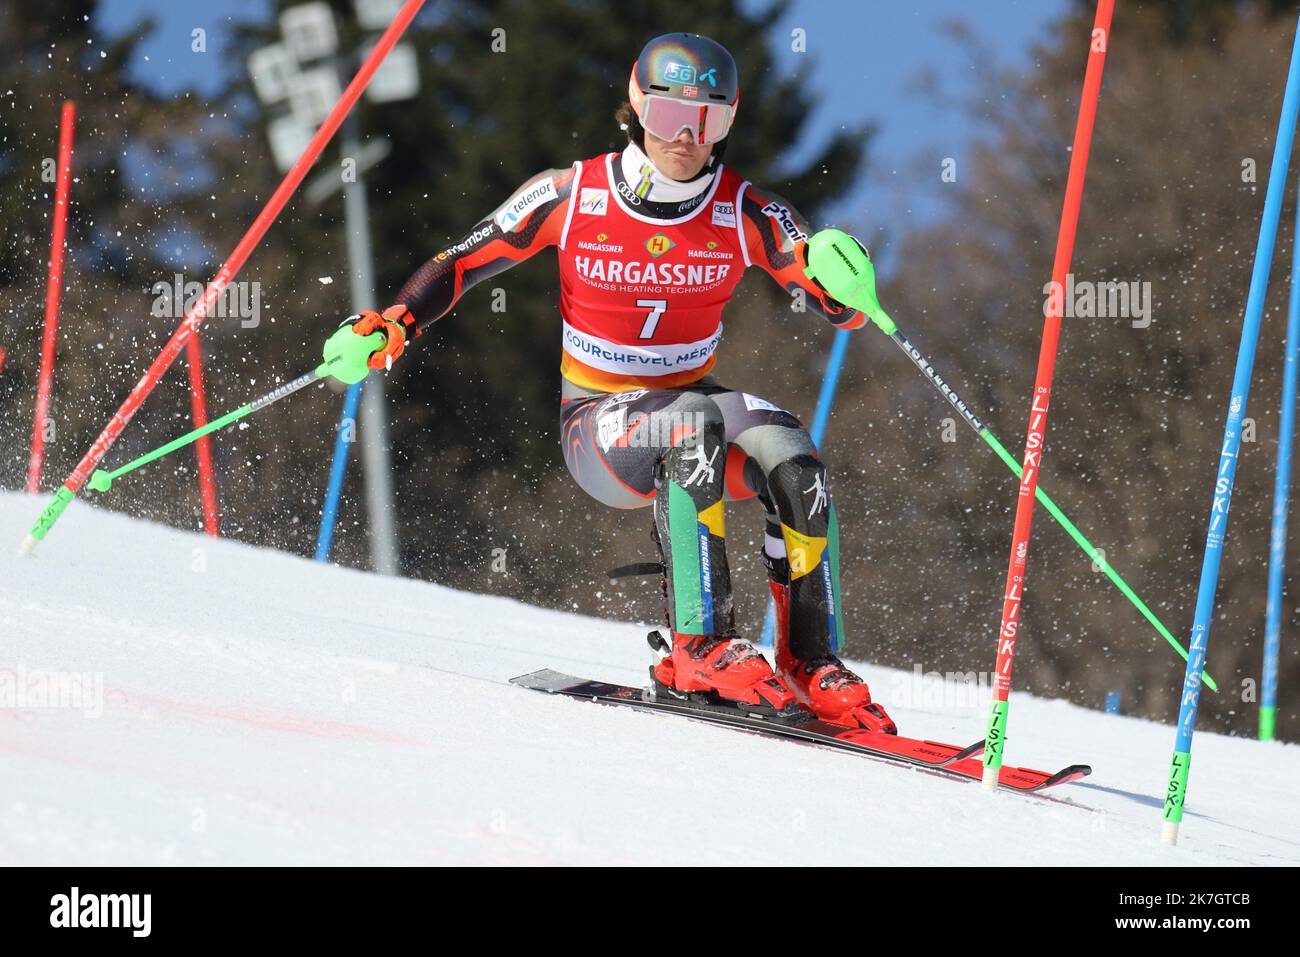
[
  {"xmin": 804, "ymin": 227, "xmax": 1214, "ymax": 691},
  {"xmin": 86, "ymin": 368, "xmax": 326, "ymax": 494},
  {"xmin": 883, "ymin": 322, "xmax": 1214, "ymax": 692},
  {"xmin": 86, "ymin": 326, "xmax": 383, "ymax": 494}
]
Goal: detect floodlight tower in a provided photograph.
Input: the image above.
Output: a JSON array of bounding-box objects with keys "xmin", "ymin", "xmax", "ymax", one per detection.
[{"xmin": 249, "ymin": 0, "xmax": 419, "ymax": 575}]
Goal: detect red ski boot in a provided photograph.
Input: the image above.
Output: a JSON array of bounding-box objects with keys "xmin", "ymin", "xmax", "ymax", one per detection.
[
  {"xmin": 768, "ymin": 579, "xmax": 897, "ymax": 733},
  {"xmin": 651, "ymin": 630, "xmax": 799, "ymax": 717},
  {"xmin": 778, "ymin": 653, "xmax": 896, "ymax": 733}
]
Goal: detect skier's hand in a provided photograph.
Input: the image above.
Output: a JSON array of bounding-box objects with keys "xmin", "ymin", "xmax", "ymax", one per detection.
[
  {"xmin": 350, "ymin": 305, "xmax": 414, "ymax": 370},
  {"xmin": 803, "ymin": 228, "xmax": 893, "ymax": 334}
]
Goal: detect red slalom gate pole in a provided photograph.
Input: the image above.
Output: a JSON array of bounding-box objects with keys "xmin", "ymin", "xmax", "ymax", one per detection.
[
  {"xmin": 19, "ymin": 0, "xmax": 426, "ymax": 556},
  {"xmin": 980, "ymin": 0, "xmax": 1115, "ymax": 791},
  {"xmin": 185, "ymin": 335, "xmax": 220, "ymax": 536},
  {"xmin": 27, "ymin": 101, "xmax": 76, "ymax": 494}
]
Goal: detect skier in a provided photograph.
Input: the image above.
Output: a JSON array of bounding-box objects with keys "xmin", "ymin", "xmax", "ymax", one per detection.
[{"xmin": 332, "ymin": 33, "xmax": 895, "ymax": 732}]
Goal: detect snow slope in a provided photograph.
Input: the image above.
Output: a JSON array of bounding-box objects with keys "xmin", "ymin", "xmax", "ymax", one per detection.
[{"xmin": 1, "ymin": 490, "xmax": 1296, "ymax": 866}]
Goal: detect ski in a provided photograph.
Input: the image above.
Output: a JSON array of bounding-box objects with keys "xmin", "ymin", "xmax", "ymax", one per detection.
[{"xmin": 512, "ymin": 669, "xmax": 1091, "ymax": 793}]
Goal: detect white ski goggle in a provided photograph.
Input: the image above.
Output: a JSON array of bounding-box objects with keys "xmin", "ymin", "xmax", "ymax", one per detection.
[{"xmin": 637, "ymin": 94, "xmax": 735, "ymax": 146}]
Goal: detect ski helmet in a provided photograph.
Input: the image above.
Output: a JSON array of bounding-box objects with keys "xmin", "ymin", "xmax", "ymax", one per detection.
[{"xmin": 628, "ymin": 33, "xmax": 739, "ymax": 148}]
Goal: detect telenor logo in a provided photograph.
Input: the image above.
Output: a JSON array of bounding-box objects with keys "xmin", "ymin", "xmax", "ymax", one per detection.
[
  {"xmin": 495, "ymin": 179, "xmax": 558, "ymax": 233},
  {"xmin": 50, "ymin": 887, "xmax": 151, "ymax": 938}
]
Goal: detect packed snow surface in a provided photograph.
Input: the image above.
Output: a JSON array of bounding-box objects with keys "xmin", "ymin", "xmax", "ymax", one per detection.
[{"xmin": 1, "ymin": 491, "xmax": 1296, "ymax": 866}]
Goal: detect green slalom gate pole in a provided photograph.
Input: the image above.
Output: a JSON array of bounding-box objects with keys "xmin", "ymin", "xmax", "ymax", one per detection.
[
  {"xmin": 802, "ymin": 227, "xmax": 1216, "ymax": 691},
  {"xmin": 20, "ymin": 326, "xmax": 381, "ymax": 548}
]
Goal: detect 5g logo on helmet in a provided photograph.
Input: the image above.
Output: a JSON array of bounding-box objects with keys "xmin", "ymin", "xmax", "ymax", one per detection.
[{"xmin": 663, "ymin": 62, "xmax": 696, "ymax": 84}]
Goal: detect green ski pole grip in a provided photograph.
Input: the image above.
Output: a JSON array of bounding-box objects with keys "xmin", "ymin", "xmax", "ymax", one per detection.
[
  {"xmin": 804, "ymin": 227, "xmax": 896, "ymax": 335},
  {"xmin": 322, "ymin": 326, "xmax": 385, "ymax": 384}
]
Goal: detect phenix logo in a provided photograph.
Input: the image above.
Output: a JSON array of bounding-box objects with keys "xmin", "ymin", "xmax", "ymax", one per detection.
[
  {"xmin": 761, "ymin": 202, "xmax": 808, "ymax": 244},
  {"xmin": 50, "ymin": 887, "xmax": 151, "ymax": 937}
]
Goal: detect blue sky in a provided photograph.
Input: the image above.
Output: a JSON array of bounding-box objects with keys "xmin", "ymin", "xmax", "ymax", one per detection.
[
  {"xmin": 96, "ymin": 0, "xmax": 1070, "ymax": 240},
  {"xmin": 760, "ymin": 1, "xmax": 1070, "ymax": 237}
]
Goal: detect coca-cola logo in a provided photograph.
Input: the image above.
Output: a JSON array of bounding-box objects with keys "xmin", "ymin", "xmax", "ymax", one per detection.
[{"xmin": 676, "ymin": 193, "xmax": 706, "ymax": 213}]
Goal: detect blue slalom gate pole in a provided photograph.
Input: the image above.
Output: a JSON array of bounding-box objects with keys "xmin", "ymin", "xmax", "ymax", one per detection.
[
  {"xmin": 1260, "ymin": 172, "xmax": 1300, "ymax": 741},
  {"xmin": 1162, "ymin": 17, "xmax": 1300, "ymax": 844},
  {"xmin": 809, "ymin": 328, "xmax": 852, "ymax": 447},
  {"xmin": 759, "ymin": 327, "xmax": 852, "ymax": 649},
  {"xmin": 315, "ymin": 381, "xmax": 362, "ymax": 561}
]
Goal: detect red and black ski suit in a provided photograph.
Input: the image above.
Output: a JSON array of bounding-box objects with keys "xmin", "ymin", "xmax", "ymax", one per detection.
[{"xmin": 390, "ymin": 149, "xmax": 866, "ymax": 658}]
